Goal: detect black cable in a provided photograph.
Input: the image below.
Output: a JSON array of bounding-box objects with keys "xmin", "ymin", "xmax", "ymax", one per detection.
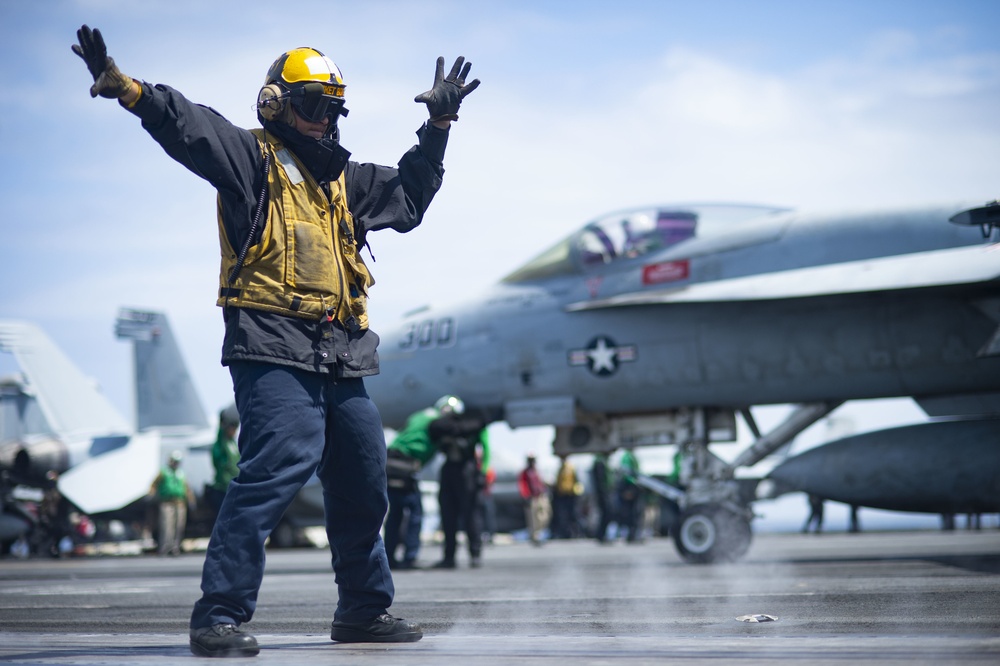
[{"xmin": 227, "ymin": 151, "xmax": 271, "ymax": 286}]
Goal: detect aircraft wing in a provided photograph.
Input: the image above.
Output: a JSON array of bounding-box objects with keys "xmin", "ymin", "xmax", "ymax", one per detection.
[
  {"xmin": 567, "ymin": 244, "xmax": 1000, "ymax": 311},
  {"xmin": 58, "ymin": 430, "xmax": 162, "ymax": 514},
  {"xmin": 0, "ymin": 321, "xmax": 131, "ymax": 438}
]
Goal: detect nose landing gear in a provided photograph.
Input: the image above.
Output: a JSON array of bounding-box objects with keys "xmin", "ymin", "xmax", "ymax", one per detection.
[{"xmin": 674, "ymin": 503, "xmax": 752, "ymax": 564}]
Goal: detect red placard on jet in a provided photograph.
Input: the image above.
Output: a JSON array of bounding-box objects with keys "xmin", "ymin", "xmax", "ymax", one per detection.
[{"xmin": 642, "ymin": 259, "xmax": 690, "ymax": 285}]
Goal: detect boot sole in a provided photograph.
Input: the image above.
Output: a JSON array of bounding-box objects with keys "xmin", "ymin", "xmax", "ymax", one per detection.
[
  {"xmin": 190, "ymin": 640, "xmax": 261, "ymax": 658},
  {"xmin": 329, "ymin": 627, "xmax": 423, "ymax": 643}
]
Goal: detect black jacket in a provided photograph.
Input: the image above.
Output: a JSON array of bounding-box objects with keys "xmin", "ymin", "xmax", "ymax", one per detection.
[
  {"xmin": 429, "ymin": 414, "xmax": 486, "ymax": 464},
  {"xmin": 126, "ymin": 82, "xmax": 448, "ymax": 377}
]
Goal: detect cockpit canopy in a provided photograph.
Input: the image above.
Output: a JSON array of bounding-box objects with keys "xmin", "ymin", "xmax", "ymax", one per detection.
[{"xmin": 502, "ymin": 204, "xmax": 790, "ymax": 283}]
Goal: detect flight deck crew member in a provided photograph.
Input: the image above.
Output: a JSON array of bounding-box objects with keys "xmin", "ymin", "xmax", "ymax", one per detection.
[
  {"xmin": 617, "ymin": 449, "xmax": 644, "ymax": 542},
  {"xmin": 551, "ymin": 455, "xmax": 582, "ymax": 538},
  {"xmin": 72, "ymin": 25, "xmax": 479, "ymax": 658},
  {"xmin": 590, "ymin": 453, "xmax": 614, "ymax": 543},
  {"xmin": 38, "ymin": 470, "xmax": 72, "ymax": 558},
  {"xmin": 803, "ymin": 494, "xmax": 825, "ymax": 533},
  {"xmin": 149, "ymin": 450, "xmax": 195, "ymax": 556},
  {"xmin": 429, "ymin": 396, "xmax": 489, "ymax": 569},
  {"xmin": 519, "ymin": 454, "xmax": 550, "ymax": 545},
  {"xmin": 206, "ymin": 406, "xmax": 240, "ymax": 515}
]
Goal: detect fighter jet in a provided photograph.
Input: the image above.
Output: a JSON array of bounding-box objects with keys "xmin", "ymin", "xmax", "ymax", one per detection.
[
  {"xmin": 0, "ymin": 309, "xmax": 323, "ymax": 548},
  {"xmin": 366, "ymin": 199, "xmax": 1000, "ymax": 563},
  {"xmin": 0, "ymin": 318, "xmax": 150, "ymax": 514}
]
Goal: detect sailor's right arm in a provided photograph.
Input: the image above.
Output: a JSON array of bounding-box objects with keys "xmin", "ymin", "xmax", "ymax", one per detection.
[{"xmin": 73, "ymin": 25, "xmax": 263, "ymax": 249}]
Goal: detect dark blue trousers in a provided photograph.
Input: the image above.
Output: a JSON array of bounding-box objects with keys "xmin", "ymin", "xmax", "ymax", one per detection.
[
  {"xmin": 384, "ymin": 486, "xmax": 423, "ymax": 565},
  {"xmin": 190, "ymin": 362, "xmax": 393, "ymax": 629},
  {"xmin": 438, "ymin": 459, "xmax": 482, "ymax": 564}
]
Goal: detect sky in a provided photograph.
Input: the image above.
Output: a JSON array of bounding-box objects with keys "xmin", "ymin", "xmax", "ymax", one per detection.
[{"xmin": 2, "ymin": 0, "xmax": 999, "ymax": 530}]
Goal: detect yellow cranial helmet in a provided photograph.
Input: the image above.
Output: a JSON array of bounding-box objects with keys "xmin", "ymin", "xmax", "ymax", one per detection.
[{"xmin": 258, "ymin": 47, "xmax": 348, "ymax": 124}]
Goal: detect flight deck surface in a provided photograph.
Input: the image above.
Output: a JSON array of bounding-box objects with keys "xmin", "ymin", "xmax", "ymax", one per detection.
[{"xmin": 1, "ymin": 530, "xmax": 998, "ymax": 665}]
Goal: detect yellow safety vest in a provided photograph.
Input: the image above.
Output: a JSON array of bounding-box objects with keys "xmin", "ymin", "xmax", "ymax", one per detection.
[
  {"xmin": 217, "ymin": 129, "xmax": 374, "ymax": 328},
  {"xmin": 556, "ymin": 463, "xmax": 581, "ymax": 495}
]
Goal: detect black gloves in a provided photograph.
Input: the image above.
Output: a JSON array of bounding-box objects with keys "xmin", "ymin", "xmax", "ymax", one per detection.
[
  {"xmin": 414, "ymin": 56, "xmax": 480, "ymax": 122},
  {"xmin": 72, "ymin": 25, "xmax": 134, "ymax": 99}
]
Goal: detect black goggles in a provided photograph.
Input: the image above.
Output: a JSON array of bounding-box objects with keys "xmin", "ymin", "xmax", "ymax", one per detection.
[{"xmin": 289, "ymin": 82, "xmax": 347, "ymax": 123}]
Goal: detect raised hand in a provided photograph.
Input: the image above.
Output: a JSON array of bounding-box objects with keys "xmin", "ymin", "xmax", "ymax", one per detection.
[
  {"xmin": 414, "ymin": 56, "xmax": 480, "ymax": 122},
  {"xmin": 72, "ymin": 25, "xmax": 134, "ymax": 99}
]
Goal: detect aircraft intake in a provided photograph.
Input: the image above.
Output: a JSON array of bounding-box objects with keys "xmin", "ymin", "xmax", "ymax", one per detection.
[{"xmin": 0, "ymin": 437, "xmax": 70, "ymax": 485}]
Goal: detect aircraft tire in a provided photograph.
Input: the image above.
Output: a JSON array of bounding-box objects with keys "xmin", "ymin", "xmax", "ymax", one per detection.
[{"xmin": 673, "ymin": 504, "xmax": 752, "ymax": 564}]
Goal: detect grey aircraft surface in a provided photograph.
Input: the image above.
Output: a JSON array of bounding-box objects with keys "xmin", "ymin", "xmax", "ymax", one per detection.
[
  {"xmin": 366, "ymin": 199, "xmax": 1000, "ymax": 563},
  {"xmin": 0, "ymin": 308, "xmax": 323, "ymax": 550}
]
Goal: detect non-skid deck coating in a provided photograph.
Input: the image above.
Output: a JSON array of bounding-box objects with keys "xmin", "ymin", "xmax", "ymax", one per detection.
[{"xmin": 1, "ymin": 531, "xmax": 998, "ymax": 665}]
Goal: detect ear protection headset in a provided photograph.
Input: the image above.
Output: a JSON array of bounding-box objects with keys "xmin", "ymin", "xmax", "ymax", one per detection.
[{"xmin": 257, "ymin": 83, "xmax": 291, "ymax": 123}]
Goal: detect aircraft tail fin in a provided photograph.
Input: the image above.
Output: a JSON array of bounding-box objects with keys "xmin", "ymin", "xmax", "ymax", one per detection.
[
  {"xmin": 114, "ymin": 309, "xmax": 209, "ymax": 432},
  {"xmin": 0, "ymin": 320, "xmax": 131, "ymax": 439}
]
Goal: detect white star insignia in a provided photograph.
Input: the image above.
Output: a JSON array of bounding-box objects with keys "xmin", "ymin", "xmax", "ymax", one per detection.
[{"xmin": 587, "ymin": 338, "xmax": 618, "ymax": 373}]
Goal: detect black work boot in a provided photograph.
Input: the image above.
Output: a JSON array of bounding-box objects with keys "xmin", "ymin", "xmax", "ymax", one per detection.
[
  {"xmin": 330, "ymin": 613, "xmax": 423, "ymax": 643},
  {"xmin": 189, "ymin": 623, "xmax": 260, "ymax": 658}
]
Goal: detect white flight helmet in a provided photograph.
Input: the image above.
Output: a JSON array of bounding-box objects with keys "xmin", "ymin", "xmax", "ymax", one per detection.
[{"xmin": 434, "ymin": 395, "xmax": 465, "ymax": 416}]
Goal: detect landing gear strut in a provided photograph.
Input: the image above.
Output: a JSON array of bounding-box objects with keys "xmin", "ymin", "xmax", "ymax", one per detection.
[{"xmin": 553, "ymin": 402, "xmax": 842, "ymax": 564}]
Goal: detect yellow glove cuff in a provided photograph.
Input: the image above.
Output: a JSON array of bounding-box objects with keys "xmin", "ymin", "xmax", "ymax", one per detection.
[{"xmin": 122, "ymin": 80, "xmax": 142, "ymax": 109}]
